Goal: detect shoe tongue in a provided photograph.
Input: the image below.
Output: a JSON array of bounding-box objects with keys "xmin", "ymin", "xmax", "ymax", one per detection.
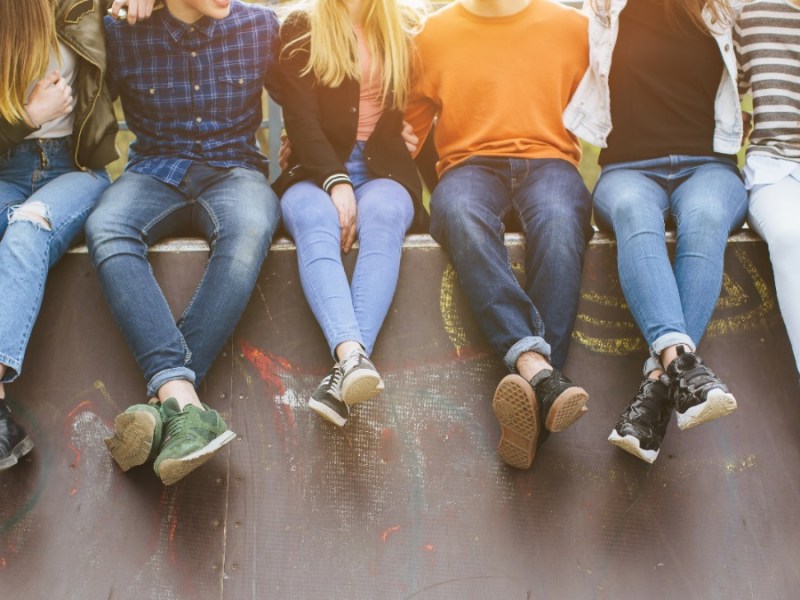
[{"xmin": 161, "ymin": 398, "xmax": 182, "ymax": 416}]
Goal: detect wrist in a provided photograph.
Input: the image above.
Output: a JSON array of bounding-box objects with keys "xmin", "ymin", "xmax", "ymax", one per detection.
[{"xmin": 23, "ymin": 104, "xmax": 40, "ymax": 129}]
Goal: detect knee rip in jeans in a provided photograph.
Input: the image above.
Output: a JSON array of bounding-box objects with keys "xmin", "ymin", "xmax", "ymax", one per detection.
[{"xmin": 9, "ymin": 201, "xmax": 52, "ymax": 231}]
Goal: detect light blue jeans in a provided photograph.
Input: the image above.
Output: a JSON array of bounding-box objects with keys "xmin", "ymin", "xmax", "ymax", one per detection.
[
  {"xmin": 280, "ymin": 142, "xmax": 414, "ymax": 357},
  {"xmin": 86, "ymin": 164, "xmax": 279, "ymax": 396},
  {"xmin": 0, "ymin": 137, "xmax": 109, "ymax": 381},
  {"xmin": 593, "ymin": 155, "xmax": 748, "ymax": 373}
]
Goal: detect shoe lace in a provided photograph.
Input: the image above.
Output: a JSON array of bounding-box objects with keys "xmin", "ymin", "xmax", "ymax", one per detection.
[
  {"xmin": 163, "ymin": 410, "xmax": 189, "ymax": 443},
  {"xmin": 339, "ymin": 350, "xmax": 365, "ymax": 374}
]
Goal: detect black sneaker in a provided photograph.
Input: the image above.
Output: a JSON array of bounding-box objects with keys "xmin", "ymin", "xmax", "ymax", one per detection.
[
  {"xmin": 0, "ymin": 399, "xmax": 34, "ymax": 470},
  {"xmin": 608, "ymin": 378, "xmax": 672, "ymax": 464},
  {"xmin": 492, "ymin": 374, "xmax": 541, "ymax": 469},
  {"xmin": 664, "ymin": 346, "xmax": 737, "ymax": 430},
  {"xmin": 308, "ymin": 366, "xmax": 349, "ymax": 427},
  {"xmin": 339, "ymin": 348, "xmax": 384, "ymax": 406},
  {"xmin": 529, "ymin": 368, "xmax": 589, "ymax": 433}
]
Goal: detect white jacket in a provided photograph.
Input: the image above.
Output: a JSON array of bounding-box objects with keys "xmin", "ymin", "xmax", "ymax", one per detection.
[{"xmin": 562, "ymin": 0, "xmax": 743, "ymax": 154}]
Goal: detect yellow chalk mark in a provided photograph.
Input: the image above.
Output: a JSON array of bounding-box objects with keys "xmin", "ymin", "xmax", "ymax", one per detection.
[
  {"xmin": 706, "ymin": 249, "xmax": 775, "ymax": 337},
  {"xmin": 576, "ymin": 313, "xmax": 637, "ymax": 330},
  {"xmin": 580, "ymin": 290, "xmax": 629, "ymax": 310},
  {"xmin": 440, "ymin": 263, "xmax": 470, "ymax": 355},
  {"xmin": 572, "ymin": 330, "xmax": 645, "ymax": 354}
]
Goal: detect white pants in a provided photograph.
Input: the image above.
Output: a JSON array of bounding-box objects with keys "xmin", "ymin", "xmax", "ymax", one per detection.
[{"xmin": 748, "ymin": 175, "xmax": 800, "ymax": 375}]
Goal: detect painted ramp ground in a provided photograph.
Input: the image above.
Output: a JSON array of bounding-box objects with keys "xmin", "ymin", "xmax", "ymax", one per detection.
[{"xmin": 1, "ymin": 233, "xmax": 798, "ymax": 599}]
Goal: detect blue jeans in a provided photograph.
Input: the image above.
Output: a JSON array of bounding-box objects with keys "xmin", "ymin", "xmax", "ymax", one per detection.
[
  {"xmin": 429, "ymin": 156, "xmax": 593, "ymax": 371},
  {"xmin": 0, "ymin": 137, "xmax": 109, "ymax": 382},
  {"xmin": 86, "ymin": 164, "xmax": 279, "ymax": 396},
  {"xmin": 280, "ymin": 142, "xmax": 414, "ymax": 356},
  {"xmin": 593, "ymin": 155, "xmax": 748, "ymax": 373}
]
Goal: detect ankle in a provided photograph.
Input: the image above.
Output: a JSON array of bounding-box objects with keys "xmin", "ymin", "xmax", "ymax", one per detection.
[{"xmin": 335, "ymin": 341, "xmax": 363, "ymax": 363}]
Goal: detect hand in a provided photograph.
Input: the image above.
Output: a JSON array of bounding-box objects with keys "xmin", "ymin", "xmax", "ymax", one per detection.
[
  {"xmin": 401, "ymin": 120, "xmax": 418, "ymax": 154},
  {"xmin": 742, "ymin": 110, "xmax": 753, "ymax": 142},
  {"xmin": 110, "ymin": 0, "xmax": 156, "ymax": 25},
  {"xmin": 279, "ymin": 133, "xmax": 292, "ymax": 171},
  {"xmin": 24, "ymin": 71, "xmax": 73, "ymax": 128},
  {"xmin": 329, "ymin": 183, "xmax": 357, "ymax": 253}
]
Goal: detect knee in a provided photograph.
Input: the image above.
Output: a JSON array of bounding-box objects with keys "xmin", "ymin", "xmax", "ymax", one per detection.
[{"xmin": 9, "ymin": 202, "xmax": 52, "ymax": 232}]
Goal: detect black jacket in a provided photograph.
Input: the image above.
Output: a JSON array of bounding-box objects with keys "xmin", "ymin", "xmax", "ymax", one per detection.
[
  {"xmin": 0, "ymin": 0, "xmax": 118, "ymax": 170},
  {"xmin": 273, "ymin": 12, "xmax": 427, "ymax": 232}
]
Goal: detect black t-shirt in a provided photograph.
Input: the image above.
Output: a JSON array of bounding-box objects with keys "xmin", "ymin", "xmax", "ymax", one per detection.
[{"xmin": 599, "ymin": 0, "xmax": 725, "ymax": 165}]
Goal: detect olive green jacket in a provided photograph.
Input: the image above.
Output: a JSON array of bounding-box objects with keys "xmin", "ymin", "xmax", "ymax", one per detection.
[{"xmin": 0, "ymin": 0, "xmax": 118, "ymax": 169}]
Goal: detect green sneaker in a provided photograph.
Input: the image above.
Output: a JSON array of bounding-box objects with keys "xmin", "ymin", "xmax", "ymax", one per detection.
[
  {"xmin": 153, "ymin": 398, "xmax": 236, "ymax": 486},
  {"xmin": 105, "ymin": 403, "xmax": 163, "ymax": 472}
]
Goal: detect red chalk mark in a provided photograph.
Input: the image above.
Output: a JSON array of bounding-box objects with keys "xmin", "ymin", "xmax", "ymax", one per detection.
[
  {"xmin": 63, "ymin": 400, "xmax": 96, "ymax": 497},
  {"xmin": 0, "ymin": 557, "xmax": 7, "ymax": 568},
  {"xmin": 69, "ymin": 488, "xmax": 78, "ymax": 497},
  {"xmin": 239, "ymin": 340, "xmax": 292, "ymax": 395},
  {"xmin": 379, "ymin": 428, "xmax": 396, "ymax": 463},
  {"xmin": 381, "ymin": 525, "xmax": 401, "ymax": 542},
  {"xmin": 421, "ymin": 544, "xmax": 435, "ymax": 552}
]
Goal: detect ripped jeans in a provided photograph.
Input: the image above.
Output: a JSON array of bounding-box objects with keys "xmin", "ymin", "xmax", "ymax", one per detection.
[{"xmin": 0, "ymin": 137, "xmax": 110, "ymax": 381}]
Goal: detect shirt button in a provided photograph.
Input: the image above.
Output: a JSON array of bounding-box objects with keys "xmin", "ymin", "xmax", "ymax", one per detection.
[
  {"xmin": 724, "ymin": 44, "xmax": 730, "ymax": 52},
  {"xmin": 149, "ymin": 88, "xmax": 155, "ymax": 94},
  {"xmin": 190, "ymin": 26, "xmax": 196, "ymax": 32},
  {"xmin": 191, "ymin": 51, "xmax": 197, "ymax": 57},
  {"xmin": 196, "ymin": 116, "xmax": 202, "ymax": 123},
  {"xmin": 238, "ymin": 78, "xmax": 244, "ymax": 85},
  {"xmin": 350, "ymin": 107, "xmax": 357, "ymax": 113},
  {"xmin": 194, "ymin": 84, "xmax": 200, "ymax": 91}
]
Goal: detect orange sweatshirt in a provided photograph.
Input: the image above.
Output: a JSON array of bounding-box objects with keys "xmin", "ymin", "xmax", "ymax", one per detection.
[{"xmin": 406, "ymin": 0, "xmax": 589, "ymax": 177}]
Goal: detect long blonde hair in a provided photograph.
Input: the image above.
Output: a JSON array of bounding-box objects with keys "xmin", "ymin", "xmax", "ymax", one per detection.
[
  {"xmin": 590, "ymin": 0, "xmax": 735, "ymax": 32},
  {"xmin": 284, "ymin": 0, "xmax": 425, "ymax": 111},
  {"xmin": 0, "ymin": 0, "xmax": 58, "ymax": 124}
]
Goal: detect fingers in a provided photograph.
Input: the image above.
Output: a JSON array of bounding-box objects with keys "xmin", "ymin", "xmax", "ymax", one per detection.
[
  {"xmin": 37, "ymin": 70, "xmax": 61, "ymax": 90},
  {"xmin": 278, "ymin": 133, "xmax": 291, "ymax": 171},
  {"xmin": 401, "ymin": 120, "xmax": 419, "ymax": 154}
]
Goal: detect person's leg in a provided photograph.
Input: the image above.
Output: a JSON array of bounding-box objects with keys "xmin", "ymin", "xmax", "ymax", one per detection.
[
  {"xmin": 281, "ymin": 181, "xmax": 364, "ymax": 356},
  {"xmin": 513, "ymin": 158, "xmax": 593, "ymax": 370},
  {"xmin": 350, "ymin": 178, "xmax": 414, "ymax": 354},
  {"xmin": 664, "ymin": 157, "xmax": 747, "ymax": 430},
  {"xmin": 430, "ymin": 157, "xmax": 551, "ymax": 367},
  {"xmin": 0, "ymin": 138, "xmax": 108, "ymax": 469},
  {"xmin": 748, "ymin": 176, "xmax": 800, "ymax": 376},
  {"xmin": 594, "ymin": 159, "xmax": 680, "ymax": 462},
  {"xmin": 86, "ymin": 171, "xmax": 196, "ymax": 397},
  {"xmin": 430, "ymin": 158, "xmax": 586, "ymax": 470},
  {"xmin": 175, "ymin": 166, "xmax": 278, "ymax": 384}
]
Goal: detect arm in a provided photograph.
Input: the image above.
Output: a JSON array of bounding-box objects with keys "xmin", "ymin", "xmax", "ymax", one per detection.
[
  {"xmin": 278, "ymin": 14, "xmax": 351, "ymax": 194},
  {"xmin": 0, "ymin": 71, "xmax": 73, "ymax": 154},
  {"xmin": 278, "ymin": 13, "xmax": 357, "ymax": 252}
]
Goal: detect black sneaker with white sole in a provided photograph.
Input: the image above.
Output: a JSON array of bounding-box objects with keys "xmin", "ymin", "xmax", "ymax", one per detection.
[
  {"xmin": 308, "ymin": 366, "xmax": 349, "ymax": 427},
  {"xmin": 339, "ymin": 348, "xmax": 384, "ymax": 406},
  {"xmin": 608, "ymin": 377, "xmax": 672, "ymax": 464},
  {"xmin": 0, "ymin": 399, "xmax": 34, "ymax": 471},
  {"xmin": 664, "ymin": 346, "xmax": 737, "ymax": 430}
]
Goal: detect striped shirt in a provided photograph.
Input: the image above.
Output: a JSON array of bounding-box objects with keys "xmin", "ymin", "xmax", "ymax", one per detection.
[
  {"xmin": 105, "ymin": 0, "xmax": 280, "ymax": 187},
  {"xmin": 735, "ymin": 0, "xmax": 800, "ymax": 163}
]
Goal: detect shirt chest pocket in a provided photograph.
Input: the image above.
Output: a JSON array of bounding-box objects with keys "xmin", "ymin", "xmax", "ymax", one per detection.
[
  {"xmin": 128, "ymin": 79, "xmax": 179, "ymax": 120},
  {"xmin": 213, "ymin": 68, "xmax": 262, "ymax": 121}
]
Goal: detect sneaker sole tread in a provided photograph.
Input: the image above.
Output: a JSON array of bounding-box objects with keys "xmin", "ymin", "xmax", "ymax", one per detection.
[
  {"xmin": 0, "ymin": 436, "xmax": 34, "ymax": 471},
  {"xmin": 341, "ymin": 372, "xmax": 384, "ymax": 406},
  {"xmin": 608, "ymin": 429, "xmax": 659, "ymax": 464},
  {"xmin": 676, "ymin": 388, "xmax": 737, "ymax": 430},
  {"xmin": 105, "ymin": 411, "xmax": 158, "ymax": 472},
  {"xmin": 156, "ymin": 430, "xmax": 237, "ymax": 486},
  {"xmin": 545, "ymin": 386, "xmax": 589, "ymax": 432},
  {"xmin": 492, "ymin": 375, "xmax": 539, "ymax": 470}
]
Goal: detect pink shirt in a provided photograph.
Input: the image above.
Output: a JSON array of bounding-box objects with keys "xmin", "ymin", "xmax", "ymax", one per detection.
[{"xmin": 354, "ymin": 25, "xmax": 383, "ymax": 141}]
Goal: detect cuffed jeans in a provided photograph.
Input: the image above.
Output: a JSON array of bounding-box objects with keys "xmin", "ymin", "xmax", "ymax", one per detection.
[
  {"xmin": 0, "ymin": 137, "xmax": 109, "ymax": 382},
  {"xmin": 86, "ymin": 164, "xmax": 279, "ymax": 396},
  {"xmin": 593, "ymin": 155, "xmax": 747, "ymax": 374},
  {"xmin": 429, "ymin": 156, "xmax": 593, "ymax": 371},
  {"xmin": 280, "ymin": 142, "xmax": 414, "ymax": 357},
  {"xmin": 748, "ymin": 175, "xmax": 800, "ymax": 376}
]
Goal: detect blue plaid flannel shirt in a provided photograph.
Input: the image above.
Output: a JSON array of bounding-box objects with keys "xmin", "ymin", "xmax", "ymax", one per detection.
[{"xmin": 104, "ymin": 1, "xmax": 280, "ymax": 186}]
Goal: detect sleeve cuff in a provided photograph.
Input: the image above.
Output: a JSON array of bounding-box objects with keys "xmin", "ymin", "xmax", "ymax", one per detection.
[{"xmin": 322, "ymin": 173, "xmax": 352, "ymax": 193}]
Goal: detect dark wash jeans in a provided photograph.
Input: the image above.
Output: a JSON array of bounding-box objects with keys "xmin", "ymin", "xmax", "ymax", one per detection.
[{"xmin": 429, "ymin": 156, "xmax": 592, "ymax": 371}]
